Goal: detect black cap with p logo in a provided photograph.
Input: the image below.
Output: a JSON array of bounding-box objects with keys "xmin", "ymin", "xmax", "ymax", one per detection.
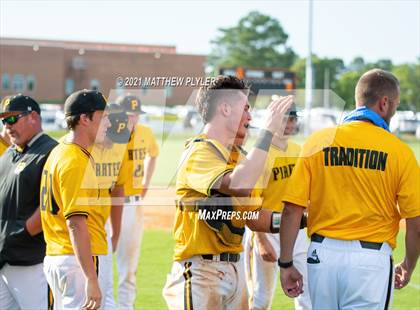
[
  {"xmin": 116, "ymin": 95, "xmax": 145, "ymax": 115},
  {"xmin": 64, "ymin": 89, "xmax": 108, "ymax": 117},
  {"xmin": 0, "ymin": 94, "xmax": 41, "ymax": 118}
]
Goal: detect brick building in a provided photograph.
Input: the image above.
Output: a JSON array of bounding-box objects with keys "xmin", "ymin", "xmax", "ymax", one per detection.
[{"xmin": 0, "ymin": 37, "xmax": 207, "ymax": 105}]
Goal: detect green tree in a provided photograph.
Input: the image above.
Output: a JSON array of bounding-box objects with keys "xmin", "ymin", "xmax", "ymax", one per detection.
[
  {"xmin": 291, "ymin": 55, "xmax": 345, "ymax": 89},
  {"xmin": 348, "ymin": 56, "xmax": 365, "ymax": 72},
  {"xmin": 333, "ymin": 57, "xmax": 396, "ymax": 110},
  {"xmin": 392, "ymin": 62, "xmax": 420, "ymax": 111},
  {"xmin": 333, "ymin": 71, "xmax": 361, "ymax": 109},
  {"xmin": 208, "ymin": 11, "xmax": 296, "ymax": 70}
]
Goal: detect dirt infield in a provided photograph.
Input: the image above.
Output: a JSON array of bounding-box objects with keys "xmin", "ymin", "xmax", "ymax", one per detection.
[
  {"xmin": 142, "ymin": 187, "xmax": 407, "ymax": 230},
  {"xmin": 142, "ymin": 187, "xmax": 176, "ymax": 230}
]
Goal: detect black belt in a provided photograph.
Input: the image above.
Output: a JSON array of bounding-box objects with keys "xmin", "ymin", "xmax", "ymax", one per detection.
[
  {"xmin": 201, "ymin": 253, "xmax": 240, "ymax": 262},
  {"xmin": 300, "ymin": 214, "xmax": 307, "ymax": 229},
  {"xmin": 124, "ymin": 196, "xmax": 141, "ymax": 203},
  {"xmin": 311, "ymin": 233, "xmax": 383, "ymax": 250}
]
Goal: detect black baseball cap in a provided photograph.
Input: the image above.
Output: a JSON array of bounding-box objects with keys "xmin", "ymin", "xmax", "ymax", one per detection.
[
  {"xmin": 64, "ymin": 89, "xmax": 107, "ymax": 117},
  {"xmin": 0, "ymin": 94, "xmax": 41, "ymax": 119},
  {"xmin": 106, "ymin": 104, "xmax": 130, "ymax": 143},
  {"xmin": 116, "ymin": 95, "xmax": 145, "ymax": 115}
]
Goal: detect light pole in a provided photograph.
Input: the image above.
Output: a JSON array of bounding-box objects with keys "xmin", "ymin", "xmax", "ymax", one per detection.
[{"xmin": 305, "ymin": 0, "xmax": 314, "ymax": 135}]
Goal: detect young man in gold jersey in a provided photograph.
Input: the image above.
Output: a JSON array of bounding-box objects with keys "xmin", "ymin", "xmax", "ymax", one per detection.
[
  {"xmin": 244, "ymin": 103, "xmax": 311, "ymax": 310},
  {"xmin": 114, "ymin": 95, "xmax": 159, "ymax": 309},
  {"xmin": 40, "ymin": 90, "xmax": 111, "ymax": 310},
  {"xmin": 90, "ymin": 104, "xmax": 131, "ymax": 310},
  {"xmin": 280, "ymin": 69, "xmax": 419, "ymax": 309},
  {"xmin": 163, "ymin": 76, "xmax": 293, "ymax": 309}
]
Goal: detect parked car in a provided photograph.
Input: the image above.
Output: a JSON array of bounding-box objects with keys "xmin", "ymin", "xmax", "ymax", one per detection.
[{"xmin": 40, "ymin": 104, "xmax": 64, "ymax": 131}]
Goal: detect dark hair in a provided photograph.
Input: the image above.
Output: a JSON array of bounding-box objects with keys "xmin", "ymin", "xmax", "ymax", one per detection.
[
  {"xmin": 66, "ymin": 112, "xmax": 94, "ymax": 130},
  {"xmin": 195, "ymin": 75, "xmax": 249, "ymax": 123},
  {"xmin": 355, "ymin": 69, "xmax": 400, "ymax": 106}
]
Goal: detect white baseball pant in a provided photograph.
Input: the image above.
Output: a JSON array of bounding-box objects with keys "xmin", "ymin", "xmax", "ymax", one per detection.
[
  {"xmin": 104, "ymin": 221, "xmax": 117, "ymax": 309},
  {"xmin": 162, "ymin": 255, "xmax": 248, "ymax": 310},
  {"xmin": 244, "ymin": 227, "xmax": 312, "ymax": 310},
  {"xmin": 43, "ymin": 255, "xmax": 107, "ymax": 310},
  {"xmin": 307, "ymin": 235, "xmax": 394, "ymax": 310},
  {"xmin": 115, "ymin": 196, "xmax": 144, "ymax": 309},
  {"xmin": 0, "ymin": 262, "xmax": 50, "ymax": 310}
]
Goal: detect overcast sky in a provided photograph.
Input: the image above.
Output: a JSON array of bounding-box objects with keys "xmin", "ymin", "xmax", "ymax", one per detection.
[{"xmin": 1, "ymin": 0, "xmax": 419, "ymax": 65}]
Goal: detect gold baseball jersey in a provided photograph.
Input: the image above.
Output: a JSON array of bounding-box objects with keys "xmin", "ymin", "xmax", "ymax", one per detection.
[
  {"xmin": 283, "ymin": 122, "xmax": 420, "ymax": 248},
  {"xmin": 40, "ymin": 142, "xmax": 108, "ymax": 255},
  {"xmin": 254, "ymin": 142, "xmax": 301, "ymax": 212},
  {"xmin": 173, "ymin": 134, "xmax": 261, "ymax": 261},
  {"xmin": 0, "ymin": 136, "xmax": 9, "ymax": 156},
  {"xmin": 91, "ymin": 142, "xmax": 130, "ymax": 196},
  {"xmin": 124, "ymin": 124, "xmax": 159, "ymax": 196}
]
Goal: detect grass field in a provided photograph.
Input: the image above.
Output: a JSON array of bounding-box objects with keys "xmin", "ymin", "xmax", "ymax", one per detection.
[{"xmin": 114, "ymin": 230, "xmax": 420, "ymax": 310}]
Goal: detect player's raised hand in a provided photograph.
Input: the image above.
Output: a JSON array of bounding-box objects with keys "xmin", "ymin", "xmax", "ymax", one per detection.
[
  {"xmin": 83, "ymin": 277, "xmax": 102, "ymax": 310},
  {"xmin": 263, "ymin": 95, "xmax": 294, "ymax": 134},
  {"xmin": 394, "ymin": 260, "xmax": 412, "ymax": 289},
  {"xmin": 280, "ymin": 265, "xmax": 303, "ymax": 298}
]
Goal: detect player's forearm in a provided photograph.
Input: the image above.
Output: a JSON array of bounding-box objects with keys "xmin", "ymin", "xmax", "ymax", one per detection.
[
  {"xmin": 247, "ymin": 209, "xmax": 272, "ymax": 232},
  {"xmin": 228, "ymin": 147, "xmax": 271, "ymax": 194},
  {"xmin": 404, "ymin": 216, "xmax": 420, "ymax": 273},
  {"xmin": 218, "ymin": 146, "xmax": 271, "ymax": 197},
  {"xmin": 142, "ymin": 156, "xmax": 157, "ymax": 190},
  {"xmin": 280, "ymin": 203, "xmax": 304, "ymax": 262},
  {"xmin": 110, "ymin": 186, "xmax": 124, "ymax": 249},
  {"xmin": 255, "ymin": 230, "xmax": 270, "ymax": 243},
  {"xmin": 25, "ymin": 207, "xmax": 42, "ymax": 236},
  {"xmin": 66, "ymin": 215, "xmax": 97, "ymax": 280}
]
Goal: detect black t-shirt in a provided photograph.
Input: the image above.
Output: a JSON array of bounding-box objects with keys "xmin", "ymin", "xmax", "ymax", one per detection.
[{"xmin": 0, "ymin": 133, "xmax": 58, "ymax": 268}]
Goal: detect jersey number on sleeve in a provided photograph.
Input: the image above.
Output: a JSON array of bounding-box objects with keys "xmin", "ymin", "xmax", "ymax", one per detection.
[{"xmin": 41, "ymin": 170, "xmax": 60, "ymax": 215}]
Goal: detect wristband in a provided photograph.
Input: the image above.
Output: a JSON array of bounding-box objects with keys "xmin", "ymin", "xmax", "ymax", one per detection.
[
  {"xmin": 254, "ymin": 129, "xmax": 273, "ymax": 151},
  {"xmin": 270, "ymin": 212, "xmax": 280, "ymax": 233},
  {"xmin": 278, "ymin": 259, "xmax": 293, "ymax": 268}
]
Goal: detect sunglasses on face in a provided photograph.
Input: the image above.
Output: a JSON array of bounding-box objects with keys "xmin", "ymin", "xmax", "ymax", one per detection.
[{"xmin": 1, "ymin": 112, "xmax": 30, "ymax": 125}]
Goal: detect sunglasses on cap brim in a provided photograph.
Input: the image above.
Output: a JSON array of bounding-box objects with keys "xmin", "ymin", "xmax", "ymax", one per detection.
[{"xmin": 1, "ymin": 111, "xmax": 30, "ymax": 125}]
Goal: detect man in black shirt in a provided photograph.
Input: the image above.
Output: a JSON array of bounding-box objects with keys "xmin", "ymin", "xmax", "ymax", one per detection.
[{"xmin": 0, "ymin": 94, "xmax": 57, "ymax": 309}]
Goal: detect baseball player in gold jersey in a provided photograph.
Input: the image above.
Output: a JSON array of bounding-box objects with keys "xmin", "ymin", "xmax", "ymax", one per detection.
[
  {"xmin": 115, "ymin": 95, "xmax": 159, "ymax": 309},
  {"xmin": 40, "ymin": 90, "xmax": 111, "ymax": 310},
  {"xmin": 162, "ymin": 76, "xmax": 294, "ymax": 309},
  {"xmin": 91, "ymin": 106, "xmax": 131, "ymax": 310},
  {"xmin": 244, "ymin": 105, "xmax": 312, "ymax": 310},
  {"xmin": 280, "ymin": 69, "xmax": 419, "ymax": 309}
]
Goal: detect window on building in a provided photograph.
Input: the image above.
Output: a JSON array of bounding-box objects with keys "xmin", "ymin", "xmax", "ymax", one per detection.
[
  {"xmin": 13, "ymin": 74, "xmax": 25, "ymax": 92},
  {"xmin": 65, "ymin": 79, "xmax": 75, "ymax": 95},
  {"xmin": 1, "ymin": 74, "xmax": 10, "ymax": 90},
  {"xmin": 26, "ymin": 75, "xmax": 36, "ymax": 92},
  {"xmin": 90, "ymin": 79, "xmax": 100, "ymax": 91}
]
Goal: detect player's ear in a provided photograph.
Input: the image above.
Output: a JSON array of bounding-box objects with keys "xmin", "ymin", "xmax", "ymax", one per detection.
[
  {"xmin": 377, "ymin": 96, "xmax": 388, "ymax": 113},
  {"xmin": 220, "ymin": 101, "xmax": 231, "ymax": 117},
  {"xmin": 79, "ymin": 113, "xmax": 90, "ymax": 126},
  {"xmin": 28, "ymin": 111, "xmax": 38, "ymax": 124}
]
